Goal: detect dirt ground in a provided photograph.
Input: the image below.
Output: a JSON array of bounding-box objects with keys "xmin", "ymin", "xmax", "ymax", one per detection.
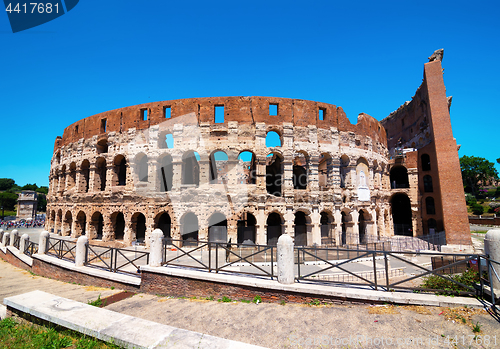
[{"xmin": 1, "ymin": 258, "xmax": 499, "ymax": 348}]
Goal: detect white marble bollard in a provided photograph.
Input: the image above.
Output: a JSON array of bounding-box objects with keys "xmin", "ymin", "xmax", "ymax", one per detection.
[
  {"xmin": 19, "ymin": 234, "xmax": 30, "ymax": 254},
  {"xmin": 0, "ymin": 229, "xmax": 3, "ymax": 244},
  {"xmin": 277, "ymin": 234, "xmax": 294, "ymax": 284},
  {"xmin": 10, "ymin": 229, "xmax": 18, "ymax": 247},
  {"xmin": 485, "ymin": 229, "xmax": 500, "ymax": 293},
  {"xmin": 38, "ymin": 230, "xmax": 50, "ymax": 254},
  {"xmin": 149, "ymin": 229, "xmax": 164, "ymax": 267},
  {"xmin": 1, "ymin": 232, "xmax": 9, "ymax": 247},
  {"xmin": 75, "ymin": 235, "xmax": 88, "ymax": 267}
]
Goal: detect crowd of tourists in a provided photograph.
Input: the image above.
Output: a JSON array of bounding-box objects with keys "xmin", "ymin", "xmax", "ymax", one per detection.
[{"xmin": 0, "ymin": 218, "xmax": 45, "ymax": 230}]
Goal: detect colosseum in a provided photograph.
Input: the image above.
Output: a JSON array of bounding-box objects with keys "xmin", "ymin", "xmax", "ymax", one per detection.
[{"xmin": 45, "ymin": 50, "xmax": 470, "ymax": 248}]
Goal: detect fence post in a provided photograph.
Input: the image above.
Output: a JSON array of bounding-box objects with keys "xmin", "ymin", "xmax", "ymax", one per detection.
[
  {"xmin": 0, "ymin": 230, "xmax": 3, "ymax": 246},
  {"xmin": 149, "ymin": 229, "xmax": 164, "ymax": 267},
  {"xmin": 75, "ymin": 235, "xmax": 88, "ymax": 267},
  {"xmin": 10, "ymin": 229, "xmax": 18, "ymax": 247},
  {"xmin": 19, "ymin": 234, "xmax": 29, "ymax": 255},
  {"xmin": 277, "ymin": 234, "xmax": 294, "ymax": 284},
  {"xmin": 1, "ymin": 232, "xmax": 8, "ymax": 247},
  {"xmin": 38, "ymin": 230, "xmax": 49, "ymax": 254},
  {"xmin": 484, "ymin": 229, "xmax": 500, "ymax": 294}
]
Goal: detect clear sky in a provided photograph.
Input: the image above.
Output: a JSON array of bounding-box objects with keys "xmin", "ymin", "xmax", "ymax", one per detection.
[{"xmin": 1, "ymin": 0, "xmax": 499, "ymax": 187}]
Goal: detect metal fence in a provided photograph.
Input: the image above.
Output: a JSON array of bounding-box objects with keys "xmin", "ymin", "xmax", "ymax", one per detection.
[
  {"xmin": 162, "ymin": 239, "xmax": 276, "ymax": 278},
  {"xmin": 85, "ymin": 244, "xmax": 149, "ymax": 276},
  {"xmin": 46, "ymin": 237, "xmax": 77, "ymax": 262},
  {"xmin": 24, "ymin": 241, "xmax": 38, "ymax": 256}
]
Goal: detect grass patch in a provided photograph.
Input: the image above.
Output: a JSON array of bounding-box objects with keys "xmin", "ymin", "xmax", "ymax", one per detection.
[{"xmin": 0, "ymin": 318, "xmax": 119, "ymax": 349}]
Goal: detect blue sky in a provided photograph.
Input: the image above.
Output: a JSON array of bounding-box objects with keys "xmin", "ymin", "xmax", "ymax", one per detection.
[{"xmin": 1, "ymin": 0, "xmax": 499, "ymax": 187}]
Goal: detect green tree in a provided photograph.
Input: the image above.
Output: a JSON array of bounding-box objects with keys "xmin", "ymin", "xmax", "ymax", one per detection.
[
  {"xmin": 0, "ymin": 178, "xmax": 15, "ymax": 191},
  {"xmin": 37, "ymin": 193, "xmax": 47, "ymax": 212},
  {"xmin": 21, "ymin": 183, "xmax": 38, "ymax": 191},
  {"xmin": 497, "ymin": 158, "xmax": 500, "ymax": 165},
  {"xmin": 0, "ymin": 192, "xmax": 17, "ymax": 211},
  {"xmin": 460, "ymin": 156, "xmax": 499, "ymax": 196},
  {"xmin": 36, "ymin": 186, "xmax": 49, "ymax": 195}
]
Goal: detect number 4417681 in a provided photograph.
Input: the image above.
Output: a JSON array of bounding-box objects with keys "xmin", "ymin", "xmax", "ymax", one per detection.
[{"xmin": 5, "ymin": 3, "xmax": 59, "ymax": 14}]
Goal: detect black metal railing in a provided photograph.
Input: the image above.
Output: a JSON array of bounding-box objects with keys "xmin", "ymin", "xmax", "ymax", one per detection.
[
  {"xmin": 85, "ymin": 244, "xmax": 149, "ymax": 276},
  {"xmin": 13, "ymin": 235, "xmax": 20, "ymax": 249},
  {"xmin": 46, "ymin": 237, "xmax": 77, "ymax": 262},
  {"xmin": 24, "ymin": 241, "xmax": 39, "ymax": 256}
]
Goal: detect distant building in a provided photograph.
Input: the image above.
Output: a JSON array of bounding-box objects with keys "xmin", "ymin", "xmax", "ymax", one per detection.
[{"xmin": 17, "ymin": 190, "xmax": 38, "ymax": 220}]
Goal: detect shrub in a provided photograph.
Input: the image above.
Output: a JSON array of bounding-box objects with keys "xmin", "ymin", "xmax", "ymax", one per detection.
[
  {"xmin": 465, "ymin": 193, "xmax": 476, "ymax": 205},
  {"xmin": 471, "ymin": 203, "xmax": 484, "ymax": 215},
  {"xmin": 422, "ymin": 269, "xmax": 479, "ymax": 294}
]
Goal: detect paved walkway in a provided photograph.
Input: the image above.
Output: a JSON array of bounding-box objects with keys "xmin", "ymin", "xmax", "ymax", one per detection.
[{"xmin": 1, "ymin": 259, "xmax": 499, "ymax": 348}]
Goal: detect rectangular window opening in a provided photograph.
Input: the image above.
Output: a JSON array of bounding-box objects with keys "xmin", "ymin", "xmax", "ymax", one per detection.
[
  {"xmin": 75, "ymin": 125, "xmax": 79, "ymax": 134},
  {"xmin": 164, "ymin": 106, "xmax": 171, "ymax": 119},
  {"xmin": 269, "ymin": 103, "xmax": 278, "ymax": 116},
  {"xmin": 215, "ymin": 105, "xmax": 224, "ymax": 123},
  {"xmin": 141, "ymin": 109, "xmax": 148, "ymax": 121},
  {"xmin": 319, "ymin": 107, "xmax": 326, "ymax": 121},
  {"xmin": 100, "ymin": 119, "xmax": 107, "ymax": 133}
]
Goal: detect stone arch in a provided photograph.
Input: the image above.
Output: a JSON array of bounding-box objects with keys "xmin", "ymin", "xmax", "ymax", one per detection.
[
  {"xmin": 96, "ymin": 139, "xmax": 108, "ymax": 154},
  {"xmin": 158, "ymin": 154, "xmax": 173, "ymax": 192},
  {"xmin": 154, "ymin": 212, "xmax": 171, "ymax": 241},
  {"xmin": 391, "ymin": 193, "xmax": 412, "ymax": 236},
  {"xmin": 135, "ymin": 153, "xmax": 149, "ymax": 183},
  {"xmin": 55, "ymin": 150, "xmax": 61, "ymax": 165},
  {"xmin": 56, "ymin": 209, "xmax": 63, "ymax": 235},
  {"xmin": 390, "ymin": 165, "xmax": 409, "ymax": 189},
  {"xmin": 50, "ymin": 210, "xmax": 56, "ymax": 233},
  {"xmin": 237, "ymin": 151, "xmax": 256, "ymax": 184},
  {"xmin": 208, "ymin": 212, "xmax": 227, "ymax": 243},
  {"xmin": 113, "ymin": 155, "xmax": 127, "ymax": 186},
  {"xmin": 60, "ymin": 165, "xmax": 67, "ymax": 193},
  {"xmin": 110, "ymin": 212, "xmax": 125, "ymax": 240},
  {"xmin": 340, "ymin": 155, "xmax": 350, "ymax": 188},
  {"xmin": 294, "ymin": 210, "xmax": 310, "ymax": 246},
  {"xmin": 358, "ymin": 209, "xmax": 370, "ymax": 243},
  {"xmin": 95, "ymin": 157, "xmax": 107, "ymax": 191},
  {"xmin": 181, "ymin": 212, "xmax": 199, "ymax": 245},
  {"xmin": 265, "ymin": 130, "xmax": 282, "ymax": 147},
  {"xmin": 319, "ymin": 153, "xmax": 332, "ymax": 189},
  {"xmin": 80, "ymin": 160, "xmax": 90, "ymax": 193},
  {"xmin": 131, "ymin": 212, "xmax": 147, "ymax": 243},
  {"xmin": 182, "ymin": 151, "xmax": 200, "ymax": 186},
  {"xmin": 340, "ymin": 210, "xmax": 353, "ymax": 245},
  {"xmin": 75, "ymin": 211, "xmax": 86, "ymax": 236},
  {"xmin": 293, "ymin": 152, "xmax": 308, "ymax": 190},
  {"xmin": 90, "ymin": 211, "xmax": 104, "ymax": 240},
  {"xmin": 63, "ymin": 211, "xmax": 72, "ymax": 236},
  {"xmin": 158, "ymin": 131, "xmax": 174, "ymax": 149},
  {"xmin": 266, "ymin": 152, "xmax": 283, "ymax": 197},
  {"xmin": 68, "ymin": 162, "xmax": 77, "ymax": 190},
  {"xmin": 237, "ymin": 212, "xmax": 256, "ymax": 245},
  {"xmin": 320, "ymin": 211, "xmax": 334, "ymax": 244},
  {"xmin": 266, "ymin": 212, "xmax": 283, "ymax": 246},
  {"xmin": 209, "ymin": 150, "xmax": 229, "ymax": 184}
]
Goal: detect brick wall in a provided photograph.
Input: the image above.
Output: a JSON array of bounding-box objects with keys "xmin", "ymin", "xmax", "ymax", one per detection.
[{"xmin": 0, "ymin": 249, "xmax": 32, "ymax": 272}]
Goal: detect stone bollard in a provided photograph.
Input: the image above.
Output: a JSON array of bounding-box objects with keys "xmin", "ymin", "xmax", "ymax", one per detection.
[
  {"xmin": 75, "ymin": 235, "xmax": 88, "ymax": 267},
  {"xmin": 38, "ymin": 230, "xmax": 50, "ymax": 254},
  {"xmin": 485, "ymin": 229, "xmax": 500, "ymax": 293},
  {"xmin": 19, "ymin": 234, "xmax": 30, "ymax": 254},
  {"xmin": 277, "ymin": 234, "xmax": 295, "ymax": 284},
  {"xmin": 10, "ymin": 229, "xmax": 18, "ymax": 247},
  {"xmin": 1, "ymin": 232, "xmax": 9, "ymax": 247},
  {"xmin": 149, "ymin": 229, "xmax": 164, "ymax": 267},
  {"xmin": 0, "ymin": 229, "xmax": 3, "ymax": 245}
]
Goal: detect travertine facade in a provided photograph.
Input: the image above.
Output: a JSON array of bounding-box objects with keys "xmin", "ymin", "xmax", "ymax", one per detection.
[{"xmin": 45, "ymin": 51, "xmax": 470, "ymax": 247}]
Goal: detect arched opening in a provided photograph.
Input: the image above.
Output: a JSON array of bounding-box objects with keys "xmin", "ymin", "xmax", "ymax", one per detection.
[
  {"xmin": 341, "ymin": 212, "xmax": 348, "ymax": 245},
  {"xmin": 50, "ymin": 210, "xmax": 56, "ymax": 233},
  {"xmin": 95, "ymin": 157, "xmax": 107, "ymax": 191},
  {"xmin": 114, "ymin": 155, "xmax": 127, "ymax": 186},
  {"xmin": 423, "ymin": 175, "xmax": 433, "ymax": 192},
  {"xmin": 319, "ymin": 153, "xmax": 332, "ymax": 189},
  {"xmin": 155, "ymin": 212, "xmax": 171, "ymax": 242},
  {"xmin": 60, "ymin": 165, "xmax": 66, "ymax": 194},
  {"xmin": 356, "ymin": 158, "xmax": 370, "ymax": 201},
  {"xmin": 96, "ymin": 139, "xmax": 108, "ymax": 154},
  {"xmin": 265, "ymin": 131, "xmax": 281, "ymax": 147},
  {"xmin": 390, "ymin": 165, "xmax": 409, "ymax": 189},
  {"xmin": 421, "ymin": 154, "xmax": 431, "ymax": 171},
  {"xmin": 135, "ymin": 153, "xmax": 149, "ymax": 183},
  {"xmin": 266, "ymin": 153, "xmax": 283, "ymax": 196},
  {"xmin": 391, "ymin": 193, "xmax": 412, "ymax": 236},
  {"xmin": 293, "ymin": 153, "xmax": 308, "ymax": 190},
  {"xmin": 111, "ymin": 212, "xmax": 125, "ymax": 240},
  {"xmin": 320, "ymin": 212, "xmax": 333, "ymax": 244},
  {"xmin": 426, "ymin": 197, "xmax": 436, "ymax": 215},
  {"xmin": 294, "ymin": 211, "xmax": 308, "ymax": 246},
  {"xmin": 208, "ymin": 212, "xmax": 227, "ymax": 243},
  {"xmin": 159, "ymin": 132, "xmax": 174, "ymax": 149},
  {"xmin": 237, "ymin": 212, "xmax": 256, "ymax": 245},
  {"xmin": 76, "ymin": 211, "xmax": 86, "ymax": 236},
  {"xmin": 81, "ymin": 160, "xmax": 90, "ymax": 193},
  {"xmin": 237, "ymin": 151, "xmax": 256, "ymax": 184},
  {"xmin": 158, "ymin": 154, "xmax": 173, "ymax": 192},
  {"xmin": 266, "ymin": 212, "xmax": 282, "ymax": 246},
  {"xmin": 55, "ymin": 151, "xmax": 61, "ymax": 164},
  {"xmin": 340, "ymin": 155, "xmax": 349, "ymax": 188},
  {"xmin": 358, "ymin": 210, "xmax": 368, "ymax": 243},
  {"xmin": 63, "ymin": 211, "xmax": 72, "ymax": 236},
  {"xmin": 209, "ymin": 151, "xmax": 229, "ymax": 184},
  {"xmin": 90, "ymin": 212, "xmax": 104, "ymax": 240},
  {"xmin": 56, "ymin": 209, "xmax": 62, "ymax": 235},
  {"xmin": 131, "ymin": 212, "xmax": 146, "ymax": 243},
  {"xmin": 182, "ymin": 212, "xmax": 199, "ymax": 245},
  {"xmin": 68, "ymin": 162, "xmax": 77, "ymax": 190},
  {"xmin": 182, "ymin": 151, "xmax": 200, "ymax": 186},
  {"xmin": 427, "ymin": 218, "xmax": 437, "ymax": 234}
]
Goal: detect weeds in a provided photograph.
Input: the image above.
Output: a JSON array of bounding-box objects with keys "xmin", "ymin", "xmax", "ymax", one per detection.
[
  {"xmin": 87, "ymin": 294, "xmax": 106, "ymax": 308},
  {"xmin": 421, "ymin": 269, "xmax": 479, "ymax": 295},
  {"xmin": 472, "ymin": 322, "xmax": 481, "ymax": 333},
  {"xmin": 253, "ymin": 295, "xmax": 262, "ymax": 304}
]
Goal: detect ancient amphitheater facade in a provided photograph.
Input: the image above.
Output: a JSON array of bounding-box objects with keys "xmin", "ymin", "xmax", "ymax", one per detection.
[{"xmin": 45, "ymin": 52, "xmax": 471, "ymax": 247}]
